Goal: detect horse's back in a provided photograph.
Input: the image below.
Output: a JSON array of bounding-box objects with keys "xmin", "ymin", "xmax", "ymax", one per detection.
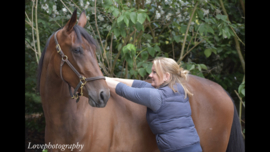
[
  {"xmin": 185, "ymin": 75, "xmax": 234, "ymax": 152},
  {"xmin": 93, "ymin": 75, "xmax": 234, "ymax": 152}
]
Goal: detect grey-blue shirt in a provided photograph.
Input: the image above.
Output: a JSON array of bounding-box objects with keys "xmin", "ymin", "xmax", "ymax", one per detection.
[{"xmin": 115, "ymin": 80, "xmax": 162, "ymax": 112}]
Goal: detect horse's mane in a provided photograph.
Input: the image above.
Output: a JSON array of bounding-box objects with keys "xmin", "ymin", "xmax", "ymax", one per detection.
[{"xmin": 36, "ymin": 25, "xmax": 100, "ymax": 92}]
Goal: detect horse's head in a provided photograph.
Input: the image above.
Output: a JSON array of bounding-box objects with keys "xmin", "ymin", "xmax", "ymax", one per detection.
[{"xmin": 52, "ymin": 9, "xmax": 110, "ymax": 107}]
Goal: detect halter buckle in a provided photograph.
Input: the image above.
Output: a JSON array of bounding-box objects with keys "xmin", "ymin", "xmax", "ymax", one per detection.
[
  {"xmin": 72, "ymin": 93, "xmax": 79, "ymax": 99},
  {"xmin": 80, "ymin": 76, "xmax": 87, "ymax": 85},
  {"xmin": 56, "ymin": 44, "xmax": 61, "ymax": 53},
  {"xmin": 62, "ymin": 55, "xmax": 68, "ymax": 61},
  {"xmin": 80, "ymin": 76, "xmax": 87, "ymax": 96}
]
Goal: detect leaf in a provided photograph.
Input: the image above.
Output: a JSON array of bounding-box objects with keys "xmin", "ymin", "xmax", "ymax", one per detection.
[
  {"xmin": 109, "ymin": 6, "xmax": 116, "ymax": 12},
  {"xmin": 180, "ymin": 25, "xmax": 187, "ymax": 34},
  {"xmin": 130, "ymin": 69, "xmax": 138, "ymax": 77},
  {"xmin": 120, "ymin": 29, "xmax": 126, "ymax": 37},
  {"xmin": 104, "ymin": 0, "xmax": 113, "ymax": 5},
  {"xmin": 122, "ymin": 46, "xmax": 128, "ymax": 54},
  {"xmin": 138, "ymin": 9, "xmax": 147, "ymax": 13},
  {"xmin": 146, "ymin": 63, "xmax": 153, "ymax": 74},
  {"xmin": 137, "ymin": 61, "xmax": 144, "ymax": 68},
  {"xmin": 135, "ymin": 22, "xmax": 143, "ymax": 31},
  {"xmin": 187, "ymin": 64, "xmax": 195, "ymax": 71},
  {"xmin": 212, "ymin": 49, "xmax": 217, "ymax": 54},
  {"xmin": 154, "ymin": 45, "xmax": 161, "ymax": 52},
  {"xmin": 113, "ymin": 9, "xmax": 120, "ymax": 17},
  {"xmin": 238, "ymin": 81, "xmax": 245, "ymax": 95},
  {"xmin": 197, "ymin": 9, "xmax": 204, "ymax": 20},
  {"xmin": 137, "ymin": 13, "xmax": 147, "ymax": 24},
  {"xmin": 124, "ymin": 16, "xmax": 129, "ymax": 27},
  {"xmin": 191, "ymin": 69, "xmax": 204, "ymax": 78},
  {"xmin": 141, "ymin": 51, "xmax": 148, "ymax": 61},
  {"xmin": 126, "ymin": 44, "xmax": 136, "ymax": 56},
  {"xmin": 113, "ymin": 28, "xmax": 120, "ymax": 37},
  {"xmin": 197, "ymin": 65, "xmax": 201, "ymax": 71},
  {"xmin": 206, "ymin": 25, "xmax": 215, "ymax": 34},
  {"xmin": 146, "ymin": 15, "xmax": 150, "ymax": 21},
  {"xmin": 198, "ymin": 23, "xmax": 206, "ymax": 34},
  {"xmin": 142, "ymin": 62, "xmax": 148, "ymax": 67},
  {"xmin": 217, "ymin": 48, "xmax": 223, "ymax": 53},
  {"xmin": 138, "ymin": 68, "xmax": 146, "ymax": 77},
  {"xmin": 126, "ymin": 58, "xmax": 133, "ymax": 67},
  {"xmin": 147, "ymin": 47, "xmax": 155, "ymax": 57},
  {"xmin": 174, "ymin": 35, "xmax": 181, "ymax": 43},
  {"xmin": 117, "ymin": 15, "xmax": 124, "ymax": 25},
  {"xmin": 199, "ymin": 64, "xmax": 207, "ymax": 70},
  {"xmin": 130, "ymin": 12, "xmax": 137, "ymax": 24},
  {"xmin": 117, "ymin": 43, "xmax": 122, "ymax": 51},
  {"xmin": 241, "ymin": 89, "xmax": 245, "ymax": 96},
  {"xmin": 127, "ymin": 44, "xmax": 135, "ymax": 51},
  {"xmin": 224, "ymin": 26, "xmax": 231, "ymax": 39},
  {"xmin": 204, "ymin": 48, "xmax": 212, "ymax": 58},
  {"xmin": 216, "ymin": 14, "xmax": 228, "ymax": 22},
  {"xmin": 222, "ymin": 29, "xmax": 227, "ymax": 38}
]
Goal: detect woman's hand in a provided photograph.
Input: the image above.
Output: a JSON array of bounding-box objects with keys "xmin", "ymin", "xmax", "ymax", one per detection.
[
  {"xmin": 105, "ymin": 78, "xmax": 120, "ymax": 94},
  {"xmin": 105, "ymin": 77, "xmax": 134, "ymax": 87}
]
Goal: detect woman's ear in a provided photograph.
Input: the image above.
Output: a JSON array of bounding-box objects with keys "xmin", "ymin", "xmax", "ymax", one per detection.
[{"xmin": 164, "ymin": 72, "xmax": 170, "ymax": 81}]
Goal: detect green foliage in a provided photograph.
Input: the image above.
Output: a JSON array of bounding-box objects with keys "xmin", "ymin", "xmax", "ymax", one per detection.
[
  {"xmin": 238, "ymin": 80, "xmax": 245, "ymax": 98},
  {"xmin": 204, "ymin": 48, "xmax": 217, "ymax": 58}
]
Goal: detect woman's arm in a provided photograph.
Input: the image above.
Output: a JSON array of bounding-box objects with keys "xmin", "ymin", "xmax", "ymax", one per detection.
[
  {"xmin": 105, "ymin": 77, "xmax": 153, "ymax": 89},
  {"xmin": 115, "ymin": 82, "xmax": 162, "ymax": 112},
  {"xmin": 106, "ymin": 79, "xmax": 162, "ymax": 111},
  {"xmin": 105, "ymin": 77, "xmax": 134, "ymax": 87}
]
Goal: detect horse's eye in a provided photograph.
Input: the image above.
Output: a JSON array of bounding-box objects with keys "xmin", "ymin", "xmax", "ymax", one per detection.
[{"xmin": 73, "ymin": 47, "xmax": 82, "ymax": 54}]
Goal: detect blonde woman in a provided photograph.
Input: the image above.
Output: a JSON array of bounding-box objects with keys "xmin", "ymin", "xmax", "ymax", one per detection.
[{"xmin": 106, "ymin": 57, "xmax": 202, "ymax": 152}]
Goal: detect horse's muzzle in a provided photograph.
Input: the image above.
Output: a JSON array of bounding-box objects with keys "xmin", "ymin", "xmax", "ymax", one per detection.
[{"xmin": 88, "ymin": 89, "xmax": 110, "ymax": 108}]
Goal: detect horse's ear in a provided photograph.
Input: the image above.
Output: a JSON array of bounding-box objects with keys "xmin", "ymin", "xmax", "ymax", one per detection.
[
  {"xmin": 64, "ymin": 9, "xmax": 77, "ymax": 34},
  {"xmin": 78, "ymin": 10, "xmax": 87, "ymax": 28}
]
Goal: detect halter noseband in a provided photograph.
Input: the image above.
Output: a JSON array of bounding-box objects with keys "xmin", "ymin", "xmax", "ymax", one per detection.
[{"xmin": 53, "ymin": 30, "xmax": 105, "ymax": 103}]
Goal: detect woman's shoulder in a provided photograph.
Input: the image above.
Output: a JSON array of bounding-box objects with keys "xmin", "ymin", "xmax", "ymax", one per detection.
[{"xmin": 158, "ymin": 83, "xmax": 185, "ymax": 95}]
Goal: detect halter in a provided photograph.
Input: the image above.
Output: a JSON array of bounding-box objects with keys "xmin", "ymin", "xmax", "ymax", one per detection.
[{"xmin": 53, "ymin": 30, "xmax": 105, "ymax": 103}]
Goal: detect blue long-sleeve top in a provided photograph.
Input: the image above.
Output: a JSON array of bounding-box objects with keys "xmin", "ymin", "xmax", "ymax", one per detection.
[
  {"xmin": 115, "ymin": 80, "xmax": 162, "ymax": 112},
  {"xmin": 115, "ymin": 79, "xmax": 202, "ymax": 152}
]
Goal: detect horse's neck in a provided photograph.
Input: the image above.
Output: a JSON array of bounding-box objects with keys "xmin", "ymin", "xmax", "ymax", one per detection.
[{"xmin": 40, "ymin": 54, "xmax": 94, "ymax": 142}]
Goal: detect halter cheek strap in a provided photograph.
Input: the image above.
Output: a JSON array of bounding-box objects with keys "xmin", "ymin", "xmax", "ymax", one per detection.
[{"xmin": 53, "ymin": 30, "xmax": 105, "ymax": 103}]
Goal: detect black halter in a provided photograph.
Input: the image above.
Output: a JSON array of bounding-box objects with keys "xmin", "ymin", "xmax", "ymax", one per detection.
[{"xmin": 53, "ymin": 30, "xmax": 105, "ymax": 102}]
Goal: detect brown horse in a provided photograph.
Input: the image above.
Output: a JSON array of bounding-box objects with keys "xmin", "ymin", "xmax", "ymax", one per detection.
[{"xmin": 37, "ymin": 9, "xmax": 244, "ymax": 152}]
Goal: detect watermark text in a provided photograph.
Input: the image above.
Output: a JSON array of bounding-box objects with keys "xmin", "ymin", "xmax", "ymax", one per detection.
[{"xmin": 27, "ymin": 142, "xmax": 84, "ymax": 151}]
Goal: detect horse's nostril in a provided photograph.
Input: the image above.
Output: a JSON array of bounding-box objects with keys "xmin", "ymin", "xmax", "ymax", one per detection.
[{"xmin": 100, "ymin": 91, "xmax": 104, "ymax": 101}]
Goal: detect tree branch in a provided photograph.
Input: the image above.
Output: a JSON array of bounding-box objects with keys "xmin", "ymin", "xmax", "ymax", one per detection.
[
  {"xmin": 31, "ymin": 1, "xmax": 38, "ymax": 64},
  {"xmin": 35, "ymin": 0, "xmax": 41, "ymax": 59},
  {"xmin": 59, "ymin": 0, "xmax": 72, "ymax": 14},
  {"xmin": 177, "ymin": 2, "xmax": 198, "ymax": 64},
  {"xmin": 239, "ymin": 0, "xmax": 245, "ymax": 16},
  {"xmin": 111, "ymin": 30, "xmax": 136, "ymax": 74},
  {"xmin": 219, "ymin": 0, "xmax": 245, "ymax": 73},
  {"xmin": 180, "ymin": 40, "xmax": 203, "ymax": 61},
  {"xmin": 94, "ymin": 0, "xmax": 109, "ymax": 73}
]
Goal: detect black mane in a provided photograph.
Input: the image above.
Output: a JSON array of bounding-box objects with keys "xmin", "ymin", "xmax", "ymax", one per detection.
[{"xmin": 36, "ymin": 25, "xmax": 100, "ymax": 92}]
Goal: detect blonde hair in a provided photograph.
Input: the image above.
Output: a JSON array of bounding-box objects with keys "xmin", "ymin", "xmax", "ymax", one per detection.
[{"xmin": 152, "ymin": 57, "xmax": 193, "ymax": 98}]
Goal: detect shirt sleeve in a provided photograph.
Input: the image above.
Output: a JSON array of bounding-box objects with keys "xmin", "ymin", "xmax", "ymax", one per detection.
[
  {"xmin": 132, "ymin": 80, "xmax": 153, "ymax": 88},
  {"xmin": 116, "ymin": 82, "xmax": 162, "ymax": 112}
]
